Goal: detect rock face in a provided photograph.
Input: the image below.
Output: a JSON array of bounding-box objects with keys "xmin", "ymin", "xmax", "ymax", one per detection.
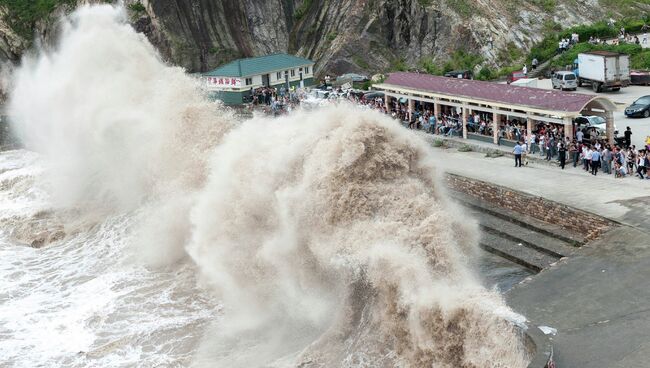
[{"xmin": 0, "ymin": 0, "xmax": 649, "ymax": 77}]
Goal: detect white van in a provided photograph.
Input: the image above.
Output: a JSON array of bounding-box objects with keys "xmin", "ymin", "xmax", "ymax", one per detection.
[{"xmin": 552, "ymin": 71, "xmax": 578, "ymax": 91}]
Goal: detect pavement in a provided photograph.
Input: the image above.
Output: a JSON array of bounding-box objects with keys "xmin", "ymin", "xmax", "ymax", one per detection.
[
  {"xmin": 427, "ymin": 135, "xmax": 650, "ymax": 231},
  {"xmin": 425, "ymin": 138, "xmax": 650, "ymax": 368}
]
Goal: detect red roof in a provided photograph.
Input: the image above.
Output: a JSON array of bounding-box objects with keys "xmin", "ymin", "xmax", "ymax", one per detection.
[{"xmin": 381, "ymin": 72, "xmax": 596, "ymax": 113}]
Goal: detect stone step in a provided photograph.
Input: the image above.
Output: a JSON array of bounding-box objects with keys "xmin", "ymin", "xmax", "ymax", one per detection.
[
  {"xmin": 450, "ymin": 192, "xmax": 586, "ymax": 246},
  {"xmin": 473, "ymin": 209, "xmax": 578, "ymax": 259},
  {"xmin": 479, "ymin": 232, "xmax": 560, "ymax": 273}
]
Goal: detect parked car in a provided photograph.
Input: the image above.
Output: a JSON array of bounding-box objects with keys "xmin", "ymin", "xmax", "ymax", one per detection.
[
  {"xmin": 506, "ymin": 70, "xmax": 527, "ymax": 84},
  {"xmin": 624, "ymin": 95, "xmax": 650, "ymax": 118},
  {"xmin": 574, "ymin": 115, "xmax": 617, "ymax": 135},
  {"xmin": 338, "ymin": 73, "xmax": 369, "ymax": 82},
  {"xmin": 630, "ymin": 70, "xmax": 650, "ymax": 86},
  {"xmin": 551, "ymin": 71, "xmax": 578, "ymax": 91},
  {"xmin": 444, "ymin": 70, "xmax": 473, "ymax": 79}
]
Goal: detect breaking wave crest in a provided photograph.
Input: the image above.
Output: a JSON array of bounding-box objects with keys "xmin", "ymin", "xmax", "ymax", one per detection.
[{"xmin": 5, "ymin": 4, "xmax": 529, "ymax": 368}]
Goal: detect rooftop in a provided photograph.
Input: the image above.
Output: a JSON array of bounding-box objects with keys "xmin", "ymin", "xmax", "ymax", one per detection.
[
  {"xmin": 377, "ymin": 72, "xmax": 612, "ymax": 113},
  {"xmin": 204, "ymin": 53, "xmax": 314, "ymax": 78}
]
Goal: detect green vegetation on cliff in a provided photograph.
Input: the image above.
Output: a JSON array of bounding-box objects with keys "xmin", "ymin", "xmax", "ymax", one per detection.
[
  {"xmin": 530, "ymin": 17, "xmax": 650, "ymax": 64},
  {"xmin": 0, "ymin": 0, "xmax": 75, "ymax": 39}
]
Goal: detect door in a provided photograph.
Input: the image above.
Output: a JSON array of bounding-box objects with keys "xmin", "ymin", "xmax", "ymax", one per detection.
[{"xmin": 262, "ymin": 74, "xmax": 270, "ymax": 87}]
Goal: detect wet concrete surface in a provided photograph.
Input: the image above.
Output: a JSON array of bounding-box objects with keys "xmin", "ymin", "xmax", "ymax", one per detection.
[{"xmin": 507, "ymin": 226, "xmax": 650, "ymax": 368}]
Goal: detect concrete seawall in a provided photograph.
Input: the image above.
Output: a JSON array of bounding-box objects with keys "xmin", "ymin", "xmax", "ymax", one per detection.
[{"xmin": 445, "ymin": 173, "xmax": 617, "ymax": 242}]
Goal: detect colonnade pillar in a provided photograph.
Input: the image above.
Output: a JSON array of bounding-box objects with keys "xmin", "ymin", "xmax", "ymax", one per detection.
[
  {"xmin": 493, "ymin": 112, "xmax": 500, "ymax": 144},
  {"xmin": 564, "ymin": 117, "xmax": 574, "ymax": 141},
  {"xmin": 462, "ymin": 105, "xmax": 468, "ymax": 139},
  {"xmin": 605, "ymin": 110, "xmax": 615, "ymax": 145}
]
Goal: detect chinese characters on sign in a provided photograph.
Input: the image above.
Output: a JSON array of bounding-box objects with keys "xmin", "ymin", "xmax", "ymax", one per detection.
[{"xmin": 206, "ymin": 77, "xmax": 242, "ymax": 88}]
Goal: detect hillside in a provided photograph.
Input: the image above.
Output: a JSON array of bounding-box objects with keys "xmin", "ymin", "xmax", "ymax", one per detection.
[{"xmin": 1, "ymin": 0, "xmax": 650, "ymax": 77}]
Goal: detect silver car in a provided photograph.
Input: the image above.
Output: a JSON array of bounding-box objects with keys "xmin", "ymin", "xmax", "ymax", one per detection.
[{"xmin": 552, "ymin": 71, "xmax": 578, "ymax": 91}]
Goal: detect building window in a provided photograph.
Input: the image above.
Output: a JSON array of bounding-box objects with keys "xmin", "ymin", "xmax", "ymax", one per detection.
[
  {"xmin": 305, "ymin": 66, "xmax": 309, "ymax": 74},
  {"xmin": 290, "ymin": 69, "xmax": 295, "ymax": 77},
  {"xmin": 245, "ymin": 78, "xmax": 252, "ymax": 86},
  {"xmin": 276, "ymin": 72, "xmax": 281, "ymax": 80}
]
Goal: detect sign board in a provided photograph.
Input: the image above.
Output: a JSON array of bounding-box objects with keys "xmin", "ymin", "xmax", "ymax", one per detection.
[{"xmin": 206, "ymin": 76, "xmax": 242, "ymax": 89}]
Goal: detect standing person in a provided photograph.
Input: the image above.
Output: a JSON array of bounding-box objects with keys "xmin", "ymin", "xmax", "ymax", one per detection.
[
  {"xmin": 602, "ymin": 145, "xmax": 612, "ymax": 174},
  {"xmin": 513, "ymin": 142, "xmax": 523, "ymax": 167},
  {"xmin": 576, "ymin": 128, "xmax": 584, "ymax": 144},
  {"xmin": 522, "ymin": 64, "xmax": 528, "ymax": 76},
  {"xmin": 521, "ymin": 140, "xmax": 529, "ymax": 166},
  {"xmin": 585, "ymin": 145, "xmax": 593, "ymax": 171},
  {"xmin": 529, "ymin": 132, "xmax": 536, "ymax": 154},
  {"xmin": 559, "ymin": 143, "xmax": 567, "ymax": 169},
  {"xmin": 569, "ymin": 140, "xmax": 578, "ymax": 167},
  {"xmin": 591, "ymin": 148, "xmax": 601, "ymax": 175},
  {"xmin": 637, "ymin": 151, "xmax": 647, "ymax": 179},
  {"xmin": 532, "ymin": 58, "xmax": 539, "ymax": 70},
  {"xmin": 627, "ymin": 146, "xmax": 637, "ymax": 174},
  {"xmin": 624, "ymin": 126, "xmax": 632, "ymax": 148},
  {"xmin": 546, "ymin": 135, "xmax": 553, "ymax": 161}
]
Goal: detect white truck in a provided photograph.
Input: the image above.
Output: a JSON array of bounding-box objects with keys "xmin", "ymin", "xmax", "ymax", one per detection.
[{"xmin": 575, "ymin": 51, "xmax": 630, "ymax": 93}]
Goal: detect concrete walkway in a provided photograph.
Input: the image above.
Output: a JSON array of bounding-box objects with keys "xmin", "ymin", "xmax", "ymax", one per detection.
[
  {"xmin": 426, "ymin": 134, "xmax": 650, "ymax": 232},
  {"xmin": 424, "ymin": 134, "xmax": 650, "ymax": 368}
]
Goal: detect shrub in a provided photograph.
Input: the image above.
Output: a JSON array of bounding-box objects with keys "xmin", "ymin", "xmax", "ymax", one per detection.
[
  {"xmin": 458, "ymin": 144, "xmax": 473, "ymax": 152},
  {"xmin": 0, "ymin": 0, "xmax": 76, "ymax": 39},
  {"xmin": 485, "ymin": 149, "xmax": 504, "ymax": 158},
  {"xmin": 128, "ymin": 2, "xmax": 145, "ymax": 13},
  {"xmin": 432, "ymin": 139, "xmax": 447, "ymax": 148},
  {"xmin": 476, "ymin": 66, "xmax": 495, "ymax": 80},
  {"xmin": 293, "ymin": 0, "xmax": 312, "ymax": 21},
  {"xmin": 419, "ymin": 57, "xmax": 443, "ymax": 75}
]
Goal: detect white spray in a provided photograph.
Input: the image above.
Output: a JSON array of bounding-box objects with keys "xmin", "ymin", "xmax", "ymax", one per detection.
[{"xmin": 7, "ymin": 4, "xmax": 529, "ymax": 368}]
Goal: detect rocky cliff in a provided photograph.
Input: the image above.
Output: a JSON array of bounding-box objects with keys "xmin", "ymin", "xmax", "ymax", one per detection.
[{"xmin": 0, "ymin": 0, "xmax": 649, "ymax": 77}]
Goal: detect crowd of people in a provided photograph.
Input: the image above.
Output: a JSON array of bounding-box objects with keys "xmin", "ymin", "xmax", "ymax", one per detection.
[
  {"xmin": 352, "ymin": 94, "xmax": 650, "ymax": 181},
  {"xmin": 511, "ymin": 126, "xmax": 650, "ymax": 180},
  {"xmin": 247, "ymin": 86, "xmax": 304, "ymax": 115}
]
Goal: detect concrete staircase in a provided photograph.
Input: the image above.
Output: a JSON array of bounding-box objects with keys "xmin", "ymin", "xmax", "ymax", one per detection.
[
  {"xmin": 528, "ymin": 53, "xmax": 563, "ymax": 79},
  {"xmin": 452, "ymin": 192, "xmax": 584, "ymax": 272}
]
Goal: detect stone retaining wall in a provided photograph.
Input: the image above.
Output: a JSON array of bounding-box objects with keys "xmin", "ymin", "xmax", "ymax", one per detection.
[{"xmin": 445, "ymin": 173, "xmax": 615, "ymax": 241}]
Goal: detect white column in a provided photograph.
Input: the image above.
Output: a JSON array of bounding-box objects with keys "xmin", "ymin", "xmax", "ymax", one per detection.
[
  {"xmin": 493, "ymin": 112, "xmax": 500, "ymax": 144},
  {"xmin": 564, "ymin": 116, "xmax": 574, "ymax": 141},
  {"xmin": 462, "ymin": 105, "xmax": 468, "ymax": 139},
  {"xmin": 606, "ymin": 110, "xmax": 614, "ymax": 145}
]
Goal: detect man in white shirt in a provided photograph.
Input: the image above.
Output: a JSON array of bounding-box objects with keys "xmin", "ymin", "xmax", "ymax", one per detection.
[
  {"xmin": 529, "ymin": 133, "xmax": 536, "ymax": 153},
  {"xmin": 585, "ymin": 147, "xmax": 593, "ymax": 172},
  {"xmin": 576, "ymin": 129, "xmax": 584, "ymax": 143}
]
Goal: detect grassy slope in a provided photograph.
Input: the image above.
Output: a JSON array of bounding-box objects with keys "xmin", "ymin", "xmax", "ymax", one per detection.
[{"xmin": 0, "ymin": 0, "xmax": 77, "ymax": 39}]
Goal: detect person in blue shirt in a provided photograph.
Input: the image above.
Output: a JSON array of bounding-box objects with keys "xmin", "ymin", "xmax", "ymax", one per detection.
[
  {"xmin": 429, "ymin": 115, "xmax": 436, "ymax": 134},
  {"xmin": 513, "ymin": 142, "xmax": 523, "ymax": 167},
  {"xmin": 591, "ymin": 148, "xmax": 601, "ymax": 175}
]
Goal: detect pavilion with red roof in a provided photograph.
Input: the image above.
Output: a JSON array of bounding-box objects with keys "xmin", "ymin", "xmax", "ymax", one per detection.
[{"xmin": 373, "ymin": 72, "xmax": 617, "ymax": 144}]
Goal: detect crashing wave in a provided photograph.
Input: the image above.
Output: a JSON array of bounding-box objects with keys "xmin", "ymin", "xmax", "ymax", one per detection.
[{"xmin": 6, "ymin": 4, "xmax": 530, "ymax": 367}]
